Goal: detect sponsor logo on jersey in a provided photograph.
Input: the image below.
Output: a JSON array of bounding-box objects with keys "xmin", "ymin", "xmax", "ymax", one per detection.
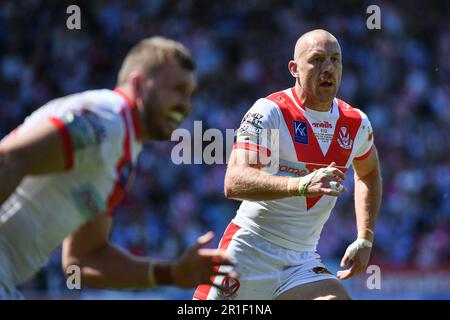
[
  {"xmin": 63, "ymin": 109, "xmax": 106, "ymax": 150},
  {"xmin": 275, "ymin": 95, "xmax": 286, "ymax": 103},
  {"xmin": 342, "ymin": 102, "xmax": 351, "ymax": 109},
  {"xmin": 337, "ymin": 126, "xmax": 353, "ymax": 149},
  {"xmin": 278, "ymin": 165, "xmax": 309, "ymax": 177},
  {"xmin": 293, "ymin": 120, "xmax": 308, "ymax": 144},
  {"xmin": 312, "ymin": 121, "xmax": 333, "ymax": 129},
  {"xmin": 239, "ymin": 123, "xmax": 262, "ymax": 135},
  {"xmin": 220, "ymin": 276, "xmax": 240, "ymax": 299},
  {"xmin": 241, "ymin": 112, "xmax": 264, "ymax": 128}
]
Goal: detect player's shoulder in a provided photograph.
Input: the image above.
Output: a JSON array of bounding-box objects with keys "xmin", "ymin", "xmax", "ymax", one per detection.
[
  {"xmin": 249, "ymin": 88, "xmax": 296, "ymax": 113},
  {"xmin": 245, "ymin": 95, "xmax": 281, "ymax": 122},
  {"xmin": 63, "ymin": 89, "xmax": 124, "ymax": 114},
  {"xmin": 24, "ymin": 89, "xmax": 127, "ymax": 138},
  {"xmin": 65, "ymin": 89, "xmax": 129, "ymax": 133},
  {"xmin": 250, "ymin": 96, "xmax": 279, "ymax": 112},
  {"xmin": 336, "ymin": 98, "xmax": 371, "ymax": 123},
  {"xmin": 264, "ymin": 88, "xmax": 292, "ymax": 105},
  {"xmin": 35, "ymin": 89, "xmax": 126, "ymax": 124}
]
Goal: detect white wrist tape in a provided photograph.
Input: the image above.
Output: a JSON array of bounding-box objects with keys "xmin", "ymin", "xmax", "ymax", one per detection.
[
  {"xmin": 344, "ymin": 238, "xmax": 373, "ymax": 260},
  {"xmin": 298, "ymin": 167, "xmax": 336, "ymax": 196},
  {"xmin": 288, "ymin": 166, "xmax": 339, "ymax": 196},
  {"xmin": 358, "ymin": 228, "xmax": 375, "ymax": 238},
  {"xmin": 330, "ymin": 181, "xmax": 344, "ymax": 192},
  {"xmin": 297, "ymin": 170, "xmax": 319, "ymax": 196}
]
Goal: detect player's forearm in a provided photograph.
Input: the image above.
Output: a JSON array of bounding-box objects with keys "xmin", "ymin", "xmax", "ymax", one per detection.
[
  {"xmin": 224, "ymin": 164, "xmax": 295, "ymax": 201},
  {"xmin": 354, "ymin": 166, "xmax": 382, "ymax": 242},
  {"xmin": 64, "ymin": 242, "xmax": 172, "ymax": 289}
]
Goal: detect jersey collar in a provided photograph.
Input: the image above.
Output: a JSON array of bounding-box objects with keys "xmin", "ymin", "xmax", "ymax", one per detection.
[
  {"xmin": 290, "ymin": 87, "xmax": 335, "ymax": 114},
  {"xmin": 114, "ymin": 87, "xmax": 142, "ymax": 141}
]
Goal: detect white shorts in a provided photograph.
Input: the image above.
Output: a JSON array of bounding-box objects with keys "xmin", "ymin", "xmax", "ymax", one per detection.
[{"xmin": 194, "ymin": 222, "xmax": 337, "ymax": 300}]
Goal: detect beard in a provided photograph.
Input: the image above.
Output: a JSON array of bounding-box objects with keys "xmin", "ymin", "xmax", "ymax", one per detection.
[{"xmin": 140, "ymin": 96, "xmax": 175, "ymax": 141}]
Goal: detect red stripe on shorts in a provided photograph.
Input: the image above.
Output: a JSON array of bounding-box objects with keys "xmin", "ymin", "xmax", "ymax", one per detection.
[{"xmin": 193, "ymin": 223, "xmax": 241, "ymax": 300}]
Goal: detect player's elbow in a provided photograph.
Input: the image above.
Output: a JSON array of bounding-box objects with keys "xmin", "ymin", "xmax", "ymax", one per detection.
[
  {"xmin": 61, "ymin": 255, "xmax": 102, "ymax": 288},
  {"xmin": 61, "ymin": 251, "xmax": 81, "ymax": 277},
  {"xmin": 224, "ymin": 169, "xmax": 240, "ymax": 199},
  {"xmin": 223, "ymin": 178, "xmax": 233, "ymax": 199},
  {"xmin": 223, "ymin": 171, "xmax": 233, "ymax": 199},
  {"xmin": 61, "ymin": 241, "xmax": 86, "ymax": 277},
  {"xmin": 61, "ymin": 252, "xmax": 95, "ymax": 286},
  {"xmin": 224, "ymin": 183, "xmax": 234, "ymax": 199}
]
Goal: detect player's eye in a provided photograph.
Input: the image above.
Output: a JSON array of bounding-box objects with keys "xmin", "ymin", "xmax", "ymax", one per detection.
[
  {"xmin": 311, "ymin": 56, "xmax": 324, "ymax": 64},
  {"xmin": 175, "ymin": 85, "xmax": 194, "ymax": 96}
]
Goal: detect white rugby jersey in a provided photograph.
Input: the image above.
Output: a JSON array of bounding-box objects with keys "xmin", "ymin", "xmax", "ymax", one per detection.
[
  {"xmin": 0, "ymin": 88, "xmax": 142, "ymax": 286},
  {"xmin": 232, "ymin": 87, "xmax": 373, "ymax": 251}
]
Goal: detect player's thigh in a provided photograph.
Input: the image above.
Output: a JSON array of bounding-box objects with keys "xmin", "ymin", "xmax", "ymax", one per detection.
[
  {"xmin": 275, "ymin": 279, "xmax": 351, "ymax": 300},
  {"xmin": 194, "ymin": 226, "xmax": 280, "ymax": 300}
]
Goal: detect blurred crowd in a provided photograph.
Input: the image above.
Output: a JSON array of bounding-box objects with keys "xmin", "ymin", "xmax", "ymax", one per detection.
[{"xmin": 0, "ymin": 0, "xmax": 449, "ymax": 297}]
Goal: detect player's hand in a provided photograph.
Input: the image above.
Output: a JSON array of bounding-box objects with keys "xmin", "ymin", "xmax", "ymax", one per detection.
[
  {"xmin": 305, "ymin": 162, "xmax": 347, "ymax": 197},
  {"xmin": 337, "ymin": 239, "xmax": 372, "ymax": 280},
  {"xmin": 171, "ymin": 231, "xmax": 237, "ymax": 289}
]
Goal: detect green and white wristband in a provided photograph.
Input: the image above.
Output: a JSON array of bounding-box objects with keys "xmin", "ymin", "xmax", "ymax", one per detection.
[{"xmin": 288, "ymin": 170, "xmax": 319, "ymax": 197}]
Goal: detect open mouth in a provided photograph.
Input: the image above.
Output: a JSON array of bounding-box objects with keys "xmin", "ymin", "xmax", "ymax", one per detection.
[
  {"xmin": 319, "ymin": 80, "xmax": 334, "ymax": 87},
  {"xmin": 167, "ymin": 110, "xmax": 184, "ymax": 124}
]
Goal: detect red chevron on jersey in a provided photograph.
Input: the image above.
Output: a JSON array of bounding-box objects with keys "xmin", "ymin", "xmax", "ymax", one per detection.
[{"xmin": 266, "ymin": 89, "xmax": 361, "ymax": 210}]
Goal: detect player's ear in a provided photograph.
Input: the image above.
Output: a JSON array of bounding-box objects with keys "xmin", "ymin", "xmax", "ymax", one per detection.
[
  {"xmin": 129, "ymin": 71, "xmax": 143, "ymax": 97},
  {"xmin": 288, "ymin": 60, "xmax": 300, "ymax": 78},
  {"xmin": 129, "ymin": 72, "xmax": 153, "ymax": 100}
]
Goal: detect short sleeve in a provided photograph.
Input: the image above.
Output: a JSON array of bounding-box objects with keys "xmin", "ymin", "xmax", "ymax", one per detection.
[
  {"xmin": 353, "ymin": 110, "xmax": 374, "ymax": 161},
  {"xmin": 234, "ymin": 98, "xmax": 279, "ymax": 156},
  {"xmin": 50, "ymin": 108, "xmax": 109, "ymax": 170}
]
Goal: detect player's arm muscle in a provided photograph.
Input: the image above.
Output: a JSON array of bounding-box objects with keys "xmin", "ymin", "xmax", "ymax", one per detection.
[
  {"xmin": 0, "ymin": 120, "xmax": 66, "ymax": 204},
  {"xmin": 352, "ymin": 145, "xmax": 382, "ymax": 241},
  {"xmin": 62, "ymin": 215, "xmax": 155, "ymax": 289},
  {"xmin": 224, "ymin": 148, "xmax": 293, "ymax": 201},
  {"xmin": 62, "ymin": 215, "xmax": 236, "ymax": 289},
  {"xmin": 224, "ymin": 148, "xmax": 346, "ymax": 201}
]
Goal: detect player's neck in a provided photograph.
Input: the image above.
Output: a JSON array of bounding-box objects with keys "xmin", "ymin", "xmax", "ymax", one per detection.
[
  {"xmin": 293, "ymin": 84, "xmax": 333, "ymax": 112},
  {"xmin": 115, "ymin": 85, "xmax": 149, "ymax": 142}
]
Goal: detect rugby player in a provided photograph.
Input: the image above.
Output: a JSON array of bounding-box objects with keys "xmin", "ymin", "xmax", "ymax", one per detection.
[
  {"xmin": 0, "ymin": 37, "xmax": 235, "ymax": 299},
  {"xmin": 194, "ymin": 29, "xmax": 382, "ymax": 300}
]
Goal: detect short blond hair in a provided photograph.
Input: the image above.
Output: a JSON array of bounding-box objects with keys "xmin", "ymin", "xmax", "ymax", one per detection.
[{"xmin": 117, "ymin": 36, "xmax": 195, "ymax": 85}]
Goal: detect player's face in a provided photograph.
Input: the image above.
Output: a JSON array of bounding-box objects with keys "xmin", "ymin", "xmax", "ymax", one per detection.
[
  {"xmin": 141, "ymin": 62, "xmax": 196, "ymax": 140},
  {"xmin": 297, "ymin": 39, "xmax": 342, "ymax": 104}
]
